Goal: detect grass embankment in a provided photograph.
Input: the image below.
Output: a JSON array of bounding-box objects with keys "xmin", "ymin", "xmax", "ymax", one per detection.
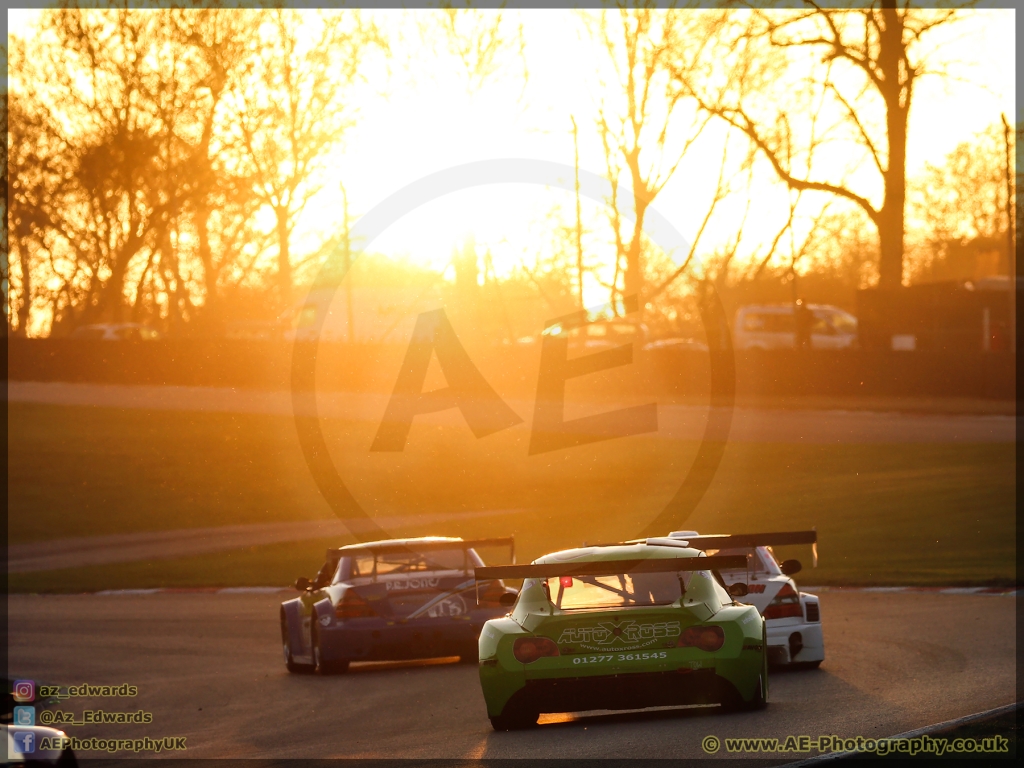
[{"xmin": 7, "ymin": 402, "xmax": 1015, "ymax": 591}]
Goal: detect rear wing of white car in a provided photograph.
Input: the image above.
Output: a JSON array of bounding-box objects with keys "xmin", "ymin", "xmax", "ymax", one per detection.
[
  {"xmin": 474, "ymin": 554, "xmax": 748, "ymax": 581},
  {"xmin": 679, "ymin": 530, "xmax": 818, "ymax": 567}
]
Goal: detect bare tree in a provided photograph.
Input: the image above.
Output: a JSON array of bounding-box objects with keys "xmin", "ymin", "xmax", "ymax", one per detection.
[
  {"xmin": 171, "ymin": 7, "xmax": 266, "ymax": 332},
  {"xmin": 8, "ymin": 7, "xmax": 284, "ymax": 336},
  {"xmin": 586, "ymin": 7, "xmax": 723, "ymax": 314},
  {"xmin": 223, "ymin": 9, "xmax": 384, "ymax": 307},
  {"xmin": 799, "ymin": 205, "xmax": 879, "ymax": 289},
  {"xmin": 906, "ymin": 120, "xmax": 1015, "ymax": 281},
  {"xmin": 7, "ymin": 7, "xmax": 386, "ymax": 335},
  {"xmin": 7, "ymin": 9, "xmax": 180, "ymax": 333},
  {"xmin": 421, "ymin": 3, "xmax": 526, "ymax": 94},
  {"xmin": 4, "ymin": 89, "xmax": 37, "ymax": 336},
  {"xmin": 1, "ymin": 89, "xmax": 11, "ymax": 334},
  {"xmin": 680, "ymin": 5, "xmax": 966, "ymax": 289},
  {"xmin": 643, "ymin": 129, "xmax": 748, "ymax": 303}
]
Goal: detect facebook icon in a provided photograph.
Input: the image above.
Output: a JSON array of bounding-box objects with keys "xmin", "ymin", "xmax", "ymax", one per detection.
[{"xmin": 12, "ymin": 730, "xmax": 36, "ymax": 754}]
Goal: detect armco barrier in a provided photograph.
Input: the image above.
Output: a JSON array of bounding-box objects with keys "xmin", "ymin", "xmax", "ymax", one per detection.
[
  {"xmin": 5, "ymin": 339, "xmax": 1015, "ymax": 400},
  {"xmin": 723, "ymin": 349, "xmax": 1015, "ymax": 399}
]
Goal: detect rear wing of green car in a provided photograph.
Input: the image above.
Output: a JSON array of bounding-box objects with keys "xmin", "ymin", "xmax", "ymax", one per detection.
[{"xmin": 474, "ymin": 554, "xmax": 747, "ymax": 581}]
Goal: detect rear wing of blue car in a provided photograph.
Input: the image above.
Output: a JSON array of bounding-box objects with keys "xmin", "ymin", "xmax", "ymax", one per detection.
[
  {"xmin": 330, "ymin": 537, "xmax": 515, "ymax": 560},
  {"xmin": 474, "ymin": 554, "xmax": 747, "ymax": 581},
  {"xmin": 321, "ymin": 537, "xmax": 516, "ymax": 580}
]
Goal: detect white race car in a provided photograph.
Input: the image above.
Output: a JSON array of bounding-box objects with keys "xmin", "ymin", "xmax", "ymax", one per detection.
[{"xmin": 666, "ymin": 530, "xmax": 824, "ymax": 668}]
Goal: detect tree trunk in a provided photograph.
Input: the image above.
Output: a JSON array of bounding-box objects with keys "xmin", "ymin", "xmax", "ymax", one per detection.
[
  {"xmin": 196, "ymin": 202, "xmax": 221, "ymax": 333},
  {"xmin": 91, "ymin": 251, "xmax": 132, "ymax": 324},
  {"xmin": 877, "ymin": 197, "xmax": 905, "ymax": 289},
  {"xmin": 15, "ymin": 245, "xmax": 32, "ymax": 336},
  {"xmin": 623, "ymin": 148, "xmax": 648, "ymax": 312},
  {"xmin": 92, "ymin": 199, "xmax": 151, "ymax": 325},
  {"xmin": 276, "ymin": 205, "xmax": 292, "ymax": 307},
  {"xmin": 624, "ymin": 225, "xmax": 644, "ymax": 306},
  {"xmin": 193, "ymin": 95, "xmax": 223, "ymax": 334},
  {"xmin": 107, "ymin": 268, "xmax": 127, "ymax": 324},
  {"xmin": 876, "ymin": 5, "xmax": 909, "ymax": 289}
]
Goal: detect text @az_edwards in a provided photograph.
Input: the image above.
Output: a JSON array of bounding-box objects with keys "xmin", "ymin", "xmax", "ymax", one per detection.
[
  {"xmin": 701, "ymin": 733, "xmax": 1011, "ymax": 757},
  {"xmin": 39, "ymin": 709, "xmax": 153, "ymax": 726}
]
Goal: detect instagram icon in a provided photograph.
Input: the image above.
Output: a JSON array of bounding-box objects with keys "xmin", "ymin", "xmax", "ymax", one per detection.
[{"xmin": 13, "ymin": 680, "xmax": 35, "ymax": 702}]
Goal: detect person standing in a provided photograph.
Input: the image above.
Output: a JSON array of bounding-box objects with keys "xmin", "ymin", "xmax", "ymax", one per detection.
[{"xmin": 794, "ymin": 298, "xmax": 814, "ymax": 350}]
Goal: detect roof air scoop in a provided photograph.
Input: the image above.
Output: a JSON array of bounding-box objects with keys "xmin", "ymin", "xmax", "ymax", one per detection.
[
  {"xmin": 645, "ymin": 537, "xmax": 691, "ymax": 548},
  {"xmin": 669, "ymin": 530, "xmax": 699, "ymax": 539}
]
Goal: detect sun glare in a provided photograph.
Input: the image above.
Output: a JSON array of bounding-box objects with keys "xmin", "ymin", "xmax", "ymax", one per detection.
[
  {"xmin": 290, "ymin": 8, "xmax": 1016, "ymax": 287},
  {"xmin": 4, "ymin": 7, "xmax": 1016, "ymax": 337}
]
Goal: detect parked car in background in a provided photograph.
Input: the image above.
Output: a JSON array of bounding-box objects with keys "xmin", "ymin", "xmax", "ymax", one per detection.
[
  {"xmin": 538, "ymin": 318, "xmax": 649, "ymax": 352},
  {"xmin": 69, "ymin": 323, "xmax": 161, "ymax": 341},
  {"xmin": 223, "ymin": 320, "xmax": 284, "ymax": 341},
  {"xmin": 642, "ymin": 337, "xmax": 709, "ymax": 353},
  {"xmin": 733, "ymin": 304, "xmax": 857, "ymax": 350}
]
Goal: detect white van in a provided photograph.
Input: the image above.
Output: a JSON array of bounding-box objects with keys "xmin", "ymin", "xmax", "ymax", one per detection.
[
  {"xmin": 69, "ymin": 323, "xmax": 162, "ymax": 340},
  {"xmin": 733, "ymin": 304, "xmax": 858, "ymax": 350}
]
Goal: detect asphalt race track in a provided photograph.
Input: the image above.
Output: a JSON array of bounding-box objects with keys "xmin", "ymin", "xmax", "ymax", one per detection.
[
  {"xmin": 7, "ymin": 381, "xmax": 1017, "ymax": 444},
  {"xmin": 7, "ymin": 591, "xmax": 1016, "ymax": 760}
]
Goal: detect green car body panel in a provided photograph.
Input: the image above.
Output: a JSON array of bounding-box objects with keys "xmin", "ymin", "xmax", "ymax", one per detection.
[{"xmin": 477, "ymin": 544, "xmax": 767, "ymax": 720}]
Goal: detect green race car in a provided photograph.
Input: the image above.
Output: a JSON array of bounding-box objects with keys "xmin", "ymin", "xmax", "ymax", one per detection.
[{"xmin": 474, "ymin": 539, "xmax": 768, "ymax": 730}]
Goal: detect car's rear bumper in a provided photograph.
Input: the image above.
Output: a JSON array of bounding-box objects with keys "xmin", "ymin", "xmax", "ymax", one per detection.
[
  {"xmin": 519, "ymin": 667, "xmax": 734, "ymax": 713},
  {"xmin": 766, "ymin": 620, "xmax": 824, "ymax": 665},
  {"xmin": 318, "ymin": 616, "xmax": 484, "ymax": 662},
  {"xmin": 481, "ymin": 649, "xmax": 765, "ymax": 717}
]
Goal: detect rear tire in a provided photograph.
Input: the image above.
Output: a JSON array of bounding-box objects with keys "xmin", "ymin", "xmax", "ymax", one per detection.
[
  {"xmin": 489, "ymin": 709, "xmax": 539, "ymax": 731},
  {"xmin": 724, "ymin": 675, "xmax": 765, "ymax": 712},
  {"xmin": 792, "ymin": 660, "xmax": 823, "ymax": 670},
  {"xmin": 759, "ymin": 624, "xmax": 769, "ymax": 704},
  {"xmin": 720, "ymin": 673, "xmax": 766, "ymax": 713},
  {"xmin": 747, "ymin": 673, "xmax": 768, "ymax": 710},
  {"xmin": 723, "ymin": 626, "xmax": 768, "ymax": 711},
  {"xmin": 282, "ymin": 610, "xmax": 312, "ymax": 674},
  {"xmin": 313, "ymin": 624, "xmax": 349, "ymax": 675}
]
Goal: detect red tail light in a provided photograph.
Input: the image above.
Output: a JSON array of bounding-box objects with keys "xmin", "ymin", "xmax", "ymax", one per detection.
[
  {"xmin": 763, "ymin": 583, "xmax": 803, "ymax": 620},
  {"xmin": 678, "ymin": 625, "xmax": 725, "ymax": 652},
  {"xmin": 513, "ymin": 636, "xmax": 560, "ymax": 664},
  {"xmin": 335, "ymin": 592, "xmax": 376, "ymax": 619}
]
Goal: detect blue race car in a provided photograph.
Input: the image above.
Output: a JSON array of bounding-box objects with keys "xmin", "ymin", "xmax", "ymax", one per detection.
[{"xmin": 280, "ymin": 537, "xmax": 517, "ymax": 674}]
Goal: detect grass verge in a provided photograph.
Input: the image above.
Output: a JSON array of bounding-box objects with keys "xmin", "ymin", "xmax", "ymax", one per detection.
[{"xmin": 8, "ymin": 402, "xmax": 1015, "ymax": 591}]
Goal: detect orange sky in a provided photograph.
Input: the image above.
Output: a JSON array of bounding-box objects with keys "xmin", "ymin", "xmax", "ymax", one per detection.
[{"xmin": 6, "ymin": 7, "xmax": 1016, "ymax": 299}]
